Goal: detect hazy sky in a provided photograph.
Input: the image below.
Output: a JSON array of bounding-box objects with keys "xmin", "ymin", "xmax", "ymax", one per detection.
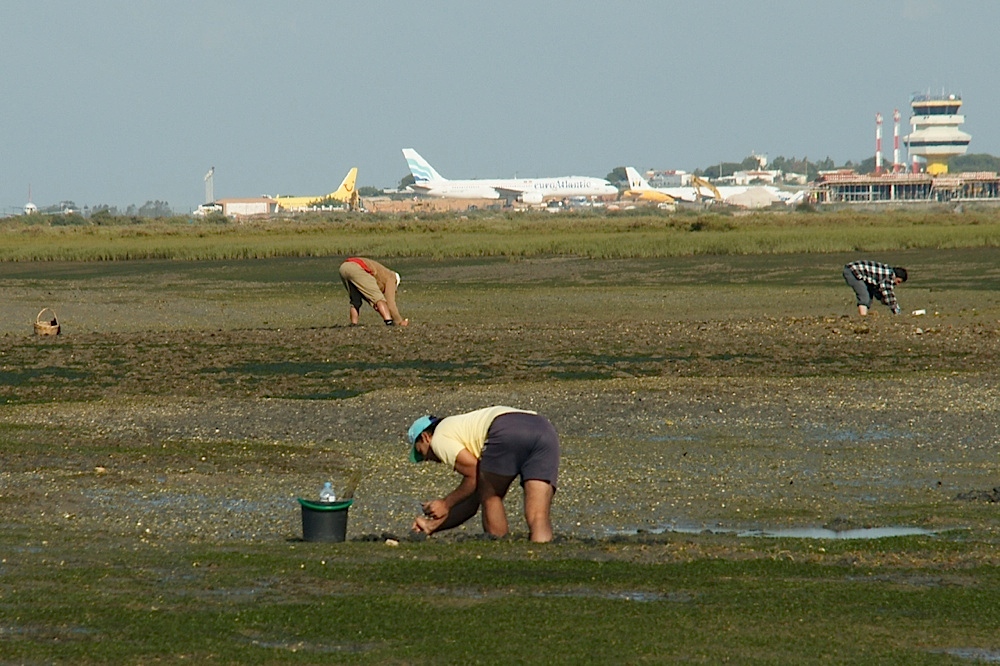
[{"xmin": 2, "ymin": 0, "xmax": 998, "ymax": 213}]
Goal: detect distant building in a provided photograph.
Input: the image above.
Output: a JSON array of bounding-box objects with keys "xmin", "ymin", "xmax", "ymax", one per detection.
[
  {"xmin": 646, "ymin": 170, "xmax": 688, "ymax": 187},
  {"xmin": 730, "ymin": 169, "xmax": 781, "ymax": 185},
  {"xmin": 211, "ymin": 197, "xmax": 279, "ymax": 217},
  {"xmin": 810, "ymin": 171, "xmax": 1000, "ymax": 205},
  {"xmin": 193, "ymin": 203, "xmax": 223, "ymax": 217},
  {"xmin": 363, "ymin": 196, "xmax": 500, "ymax": 213}
]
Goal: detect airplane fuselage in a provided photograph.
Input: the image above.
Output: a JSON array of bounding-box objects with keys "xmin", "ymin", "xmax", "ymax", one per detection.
[
  {"xmin": 273, "ymin": 167, "xmax": 358, "ymax": 211},
  {"xmin": 403, "ymin": 149, "xmax": 618, "ymax": 204},
  {"xmin": 411, "ymin": 180, "xmax": 502, "ymax": 199},
  {"xmin": 413, "ymin": 176, "xmax": 618, "ymax": 202}
]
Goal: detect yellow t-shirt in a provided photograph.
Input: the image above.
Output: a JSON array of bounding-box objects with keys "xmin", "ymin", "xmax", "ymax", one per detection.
[{"xmin": 430, "ymin": 406, "xmax": 536, "ymax": 469}]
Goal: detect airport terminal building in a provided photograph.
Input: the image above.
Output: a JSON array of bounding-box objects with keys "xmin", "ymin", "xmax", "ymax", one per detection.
[
  {"xmin": 810, "ymin": 93, "xmax": 1000, "ymax": 206},
  {"xmin": 811, "ymin": 171, "xmax": 1000, "ymax": 205}
]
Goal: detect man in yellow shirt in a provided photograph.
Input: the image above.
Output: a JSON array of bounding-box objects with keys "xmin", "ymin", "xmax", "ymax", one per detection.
[{"xmin": 407, "ymin": 406, "xmax": 560, "ymax": 543}]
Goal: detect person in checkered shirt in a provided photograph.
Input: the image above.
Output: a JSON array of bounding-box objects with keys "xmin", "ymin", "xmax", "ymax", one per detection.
[{"xmin": 843, "ymin": 260, "xmax": 908, "ymax": 316}]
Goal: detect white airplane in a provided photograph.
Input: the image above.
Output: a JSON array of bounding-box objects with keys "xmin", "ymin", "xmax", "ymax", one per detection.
[{"xmin": 402, "ymin": 149, "xmax": 619, "ymax": 204}]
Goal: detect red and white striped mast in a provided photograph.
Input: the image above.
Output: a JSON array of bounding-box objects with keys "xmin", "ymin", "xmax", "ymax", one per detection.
[
  {"xmin": 875, "ymin": 113, "xmax": 883, "ymax": 174},
  {"xmin": 892, "ymin": 108, "xmax": 901, "ymax": 173}
]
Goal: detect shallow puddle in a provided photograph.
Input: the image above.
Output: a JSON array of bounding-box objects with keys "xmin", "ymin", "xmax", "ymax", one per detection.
[
  {"xmin": 655, "ymin": 524, "xmax": 936, "ymax": 540},
  {"xmin": 937, "ymin": 648, "xmax": 1000, "ymax": 663},
  {"xmin": 532, "ymin": 589, "xmax": 692, "ymax": 603}
]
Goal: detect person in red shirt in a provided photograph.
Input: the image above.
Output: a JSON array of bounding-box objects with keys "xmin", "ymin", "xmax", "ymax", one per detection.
[{"xmin": 338, "ymin": 257, "xmax": 409, "ymax": 326}]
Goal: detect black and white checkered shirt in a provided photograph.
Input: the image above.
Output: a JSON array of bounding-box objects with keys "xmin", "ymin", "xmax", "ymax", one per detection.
[{"xmin": 847, "ymin": 260, "xmax": 900, "ymax": 314}]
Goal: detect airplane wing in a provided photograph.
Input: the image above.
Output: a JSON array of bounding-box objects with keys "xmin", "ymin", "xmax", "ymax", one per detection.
[
  {"xmin": 495, "ymin": 187, "xmax": 543, "ymax": 204},
  {"xmin": 659, "ymin": 188, "xmax": 698, "ymax": 203}
]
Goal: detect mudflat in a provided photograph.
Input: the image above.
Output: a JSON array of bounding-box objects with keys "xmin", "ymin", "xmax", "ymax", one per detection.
[
  {"xmin": 4, "ymin": 250, "xmax": 1000, "ymax": 663},
  {"xmin": 2, "ymin": 250, "xmax": 998, "ymax": 542}
]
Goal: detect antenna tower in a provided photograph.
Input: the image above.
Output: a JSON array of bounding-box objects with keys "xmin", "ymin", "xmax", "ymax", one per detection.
[
  {"xmin": 204, "ymin": 167, "xmax": 215, "ymax": 204},
  {"xmin": 875, "ymin": 113, "xmax": 883, "ymax": 174}
]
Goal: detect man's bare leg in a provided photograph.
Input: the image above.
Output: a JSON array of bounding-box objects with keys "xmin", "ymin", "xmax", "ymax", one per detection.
[
  {"xmin": 858, "ymin": 304, "xmax": 869, "ymax": 316},
  {"xmin": 374, "ymin": 300, "xmax": 392, "ymax": 323},
  {"xmin": 523, "ymin": 479, "xmax": 555, "ymax": 543},
  {"xmin": 478, "ymin": 471, "xmax": 516, "ymax": 537}
]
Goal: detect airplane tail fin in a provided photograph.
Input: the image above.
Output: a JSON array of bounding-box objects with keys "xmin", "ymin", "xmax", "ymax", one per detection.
[
  {"xmin": 330, "ymin": 167, "xmax": 359, "ymax": 207},
  {"xmin": 402, "ymin": 149, "xmax": 445, "ymax": 182},
  {"xmin": 625, "ymin": 166, "xmax": 652, "ymax": 191}
]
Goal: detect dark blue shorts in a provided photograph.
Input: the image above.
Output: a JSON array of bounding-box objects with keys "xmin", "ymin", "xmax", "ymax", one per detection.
[{"xmin": 481, "ymin": 413, "xmax": 560, "ymax": 490}]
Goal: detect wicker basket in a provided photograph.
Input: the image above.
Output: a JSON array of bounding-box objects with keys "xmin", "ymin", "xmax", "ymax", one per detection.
[{"xmin": 34, "ymin": 308, "xmax": 60, "ymax": 336}]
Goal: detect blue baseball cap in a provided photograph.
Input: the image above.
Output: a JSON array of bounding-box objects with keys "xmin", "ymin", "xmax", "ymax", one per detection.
[{"xmin": 408, "ymin": 415, "xmax": 437, "ymax": 462}]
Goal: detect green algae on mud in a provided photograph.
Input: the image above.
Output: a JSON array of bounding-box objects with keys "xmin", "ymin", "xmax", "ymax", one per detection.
[{"xmin": 3, "ymin": 530, "xmax": 1000, "ymax": 664}]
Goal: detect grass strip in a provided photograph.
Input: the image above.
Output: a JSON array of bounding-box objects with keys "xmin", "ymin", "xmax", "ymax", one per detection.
[
  {"xmin": 4, "ymin": 537, "xmax": 999, "ymax": 664},
  {"xmin": 3, "ymin": 209, "xmax": 1000, "ymax": 261}
]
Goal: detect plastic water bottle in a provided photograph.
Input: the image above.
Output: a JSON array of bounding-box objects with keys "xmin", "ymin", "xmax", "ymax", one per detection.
[{"xmin": 319, "ymin": 481, "xmax": 336, "ymax": 503}]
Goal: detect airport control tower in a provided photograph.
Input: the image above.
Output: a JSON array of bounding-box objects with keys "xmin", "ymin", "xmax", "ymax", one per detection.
[{"xmin": 904, "ymin": 92, "xmax": 970, "ymax": 175}]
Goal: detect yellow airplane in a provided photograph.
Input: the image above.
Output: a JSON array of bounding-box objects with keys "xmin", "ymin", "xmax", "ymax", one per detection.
[
  {"xmin": 273, "ymin": 167, "xmax": 359, "ymax": 211},
  {"xmin": 622, "ymin": 166, "xmax": 677, "ymax": 204},
  {"xmin": 623, "ymin": 167, "xmax": 728, "ymax": 205}
]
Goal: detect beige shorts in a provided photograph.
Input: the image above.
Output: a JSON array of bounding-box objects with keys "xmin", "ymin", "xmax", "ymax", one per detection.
[{"xmin": 339, "ymin": 261, "xmax": 385, "ymax": 307}]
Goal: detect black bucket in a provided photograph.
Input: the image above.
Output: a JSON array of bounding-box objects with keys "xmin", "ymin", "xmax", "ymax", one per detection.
[{"xmin": 298, "ymin": 498, "xmax": 354, "ymax": 542}]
